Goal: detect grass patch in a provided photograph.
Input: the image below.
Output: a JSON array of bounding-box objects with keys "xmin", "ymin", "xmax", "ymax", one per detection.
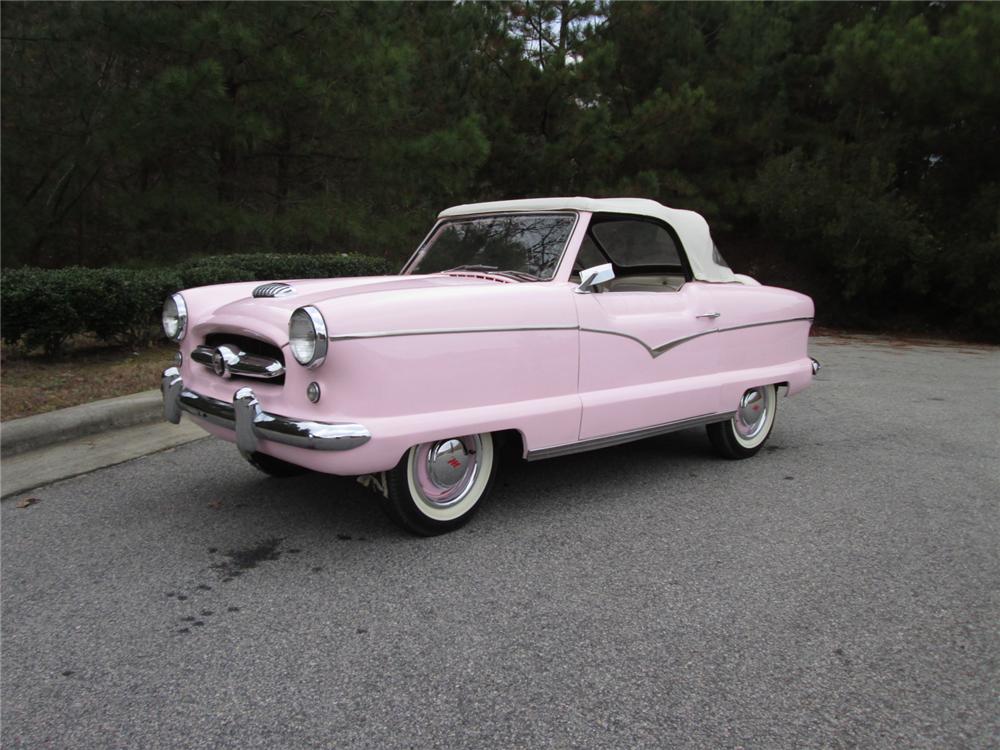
[{"xmin": 1, "ymin": 340, "xmax": 175, "ymax": 421}]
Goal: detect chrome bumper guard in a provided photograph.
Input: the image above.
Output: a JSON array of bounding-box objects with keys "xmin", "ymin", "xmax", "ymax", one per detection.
[
  {"xmin": 191, "ymin": 344, "xmax": 284, "ymax": 380},
  {"xmin": 810, "ymin": 357, "xmax": 822, "ymax": 375},
  {"xmin": 161, "ymin": 367, "xmax": 370, "ymax": 453}
]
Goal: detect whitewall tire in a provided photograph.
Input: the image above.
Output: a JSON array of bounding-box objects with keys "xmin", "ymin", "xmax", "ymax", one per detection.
[
  {"xmin": 707, "ymin": 384, "xmax": 778, "ymax": 459},
  {"xmin": 381, "ymin": 432, "xmax": 498, "ymax": 535}
]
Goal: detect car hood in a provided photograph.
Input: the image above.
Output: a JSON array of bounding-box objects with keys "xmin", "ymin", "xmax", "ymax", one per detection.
[
  {"xmin": 269, "ymin": 273, "xmax": 503, "ymax": 304},
  {"xmin": 187, "ymin": 273, "xmax": 534, "ymax": 345}
]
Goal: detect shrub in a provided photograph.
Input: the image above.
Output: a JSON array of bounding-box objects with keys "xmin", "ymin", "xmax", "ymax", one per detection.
[
  {"xmin": 1, "ymin": 253, "xmax": 393, "ymax": 355},
  {"xmin": 79, "ymin": 268, "xmax": 184, "ymax": 347},
  {"xmin": 177, "ymin": 253, "xmax": 395, "ymax": 288},
  {"xmin": 2, "ymin": 268, "xmax": 86, "ymax": 354}
]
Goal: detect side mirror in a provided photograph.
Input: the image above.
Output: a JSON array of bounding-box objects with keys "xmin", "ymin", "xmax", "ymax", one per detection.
[{"xmin": 575, "ymin": 263, "xmax": 615, "ymax": 294}]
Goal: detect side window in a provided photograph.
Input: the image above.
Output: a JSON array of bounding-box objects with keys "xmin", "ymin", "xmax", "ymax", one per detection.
[
  {"xmin": 591, "ymin": 219, "xmax": 681, "ymax": 267},
  {"xmin": 574, "ymin": 235, "xmax": 605, "ymax": 270}
]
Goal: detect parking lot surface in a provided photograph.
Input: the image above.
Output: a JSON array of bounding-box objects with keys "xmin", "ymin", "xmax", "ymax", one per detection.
[{"xmin": 3, "ymin": 336, "xmax": 998, "ymax": 748}]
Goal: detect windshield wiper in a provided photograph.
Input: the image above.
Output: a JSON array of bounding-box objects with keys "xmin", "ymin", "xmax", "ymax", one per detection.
[
  {"xmin": 444, "ymin": 264, "xmax": 499, "ymax": 273},
  {"xmin": 491, "ymin": 269, "xmax": 540, "ymax": 282},
  {"xmin": 443, "ymin": 265, "xmax": 540, "ymax": 282}
]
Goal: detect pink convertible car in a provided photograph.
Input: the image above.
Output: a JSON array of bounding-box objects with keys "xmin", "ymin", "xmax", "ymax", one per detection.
[{"xmin": 161, "ymin": 198, "xmax": 819, "ymax": 534}]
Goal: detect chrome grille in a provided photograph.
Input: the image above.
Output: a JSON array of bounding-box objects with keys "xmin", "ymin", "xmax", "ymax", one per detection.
[{"xmin": 199, "ymin": 334, "xmax": 285, "ymax": 385}]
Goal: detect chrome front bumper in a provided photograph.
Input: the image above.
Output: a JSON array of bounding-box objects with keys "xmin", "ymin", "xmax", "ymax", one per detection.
[{"xmin": 161, "ymin": 367, "xmax": 370, "ymax": 453}]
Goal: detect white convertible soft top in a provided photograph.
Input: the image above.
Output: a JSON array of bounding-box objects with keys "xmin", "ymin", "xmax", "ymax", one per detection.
[{"xmin": 439, "ymin": 197, "xmax": 737, "ymax": 283}]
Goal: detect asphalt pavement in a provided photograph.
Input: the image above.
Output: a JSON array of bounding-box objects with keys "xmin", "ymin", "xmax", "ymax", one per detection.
[{"xmin": 2, "ymin": 336, "xmax": 998, "ymax": 749}]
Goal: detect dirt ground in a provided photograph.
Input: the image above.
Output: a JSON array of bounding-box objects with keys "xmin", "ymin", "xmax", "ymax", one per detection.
[{"xmin": 1, "ymin": 340, "xmax": 175, "ymax": 421}]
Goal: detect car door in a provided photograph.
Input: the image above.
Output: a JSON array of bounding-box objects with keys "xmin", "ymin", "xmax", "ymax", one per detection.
[{"xmin": 573, "ymin": 215, "xmax": 724, "ymax": 441}]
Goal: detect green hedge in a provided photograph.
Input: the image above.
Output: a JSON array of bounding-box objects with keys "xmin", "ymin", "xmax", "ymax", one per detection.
[
  {"xmin": 1, "ymin": 253, "xmax": 393, "ymax": 355},
  {"xmin": 177, "ymin": 253, "xmax": 394, "ymax": 287}
]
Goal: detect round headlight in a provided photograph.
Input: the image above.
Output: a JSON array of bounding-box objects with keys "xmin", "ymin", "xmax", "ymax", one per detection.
[
  {"xmin": 289, "ymin": 306, "xmax": 328, "ymax": 368},
  {"xmin": 162, "ymin": 293, "xmax": 187, "ymax": 341}
]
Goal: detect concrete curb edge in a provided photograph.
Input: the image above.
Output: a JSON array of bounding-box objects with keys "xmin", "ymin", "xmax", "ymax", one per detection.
[{"xmin": 1, "ymin": 389, "xmax": 163, "ymax": 457}]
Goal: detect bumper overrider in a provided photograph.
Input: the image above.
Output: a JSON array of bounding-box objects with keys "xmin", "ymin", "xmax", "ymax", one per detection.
[{"xmin": 161, "ymin": 367, "xmax": 370, "ymax": 453}]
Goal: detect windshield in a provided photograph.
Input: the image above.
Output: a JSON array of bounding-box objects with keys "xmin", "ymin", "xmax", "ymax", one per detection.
[{"xmin": 407, "ymin": 213, "xmax": 576, "ymax": 280}]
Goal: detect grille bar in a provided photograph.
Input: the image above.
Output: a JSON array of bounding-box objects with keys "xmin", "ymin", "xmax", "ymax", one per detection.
[{"xmin": 192, "ymin": 344, "xmax": 285, "ymax": 380}]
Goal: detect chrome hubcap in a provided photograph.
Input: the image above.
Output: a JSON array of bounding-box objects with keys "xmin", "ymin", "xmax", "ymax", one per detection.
[
  {"xmin": 427, "ymin": 438, "xmax": 470, "ymax": 486},
  {"xmin": 734, "ymin": 387, "xmax": 771, "ymax": 440},
  {"xmin": 414, "ymin": 435, "xmax": 481, "ymax": 508}
]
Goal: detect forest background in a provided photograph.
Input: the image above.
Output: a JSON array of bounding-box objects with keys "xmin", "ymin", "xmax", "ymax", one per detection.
[{"xmin": 3, "ymin": 1, "xmax": 998, "ymax": 340}]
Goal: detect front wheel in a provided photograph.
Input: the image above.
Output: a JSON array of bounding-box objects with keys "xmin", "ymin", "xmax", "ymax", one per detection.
[
  {"xmin": 381, "ymin": 433, "xmax": 498, "ymax": 536},
  {"xmin": 707, "ymin": 384, "xmax": 778, "ymax": 459}
]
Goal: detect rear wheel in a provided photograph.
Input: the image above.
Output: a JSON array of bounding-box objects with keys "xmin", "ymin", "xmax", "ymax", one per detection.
[
  {"xmin": 240, "ymin": 450, "xmax": 308, "ymax": 477},
  {"xmin": 381, "ymin": 432, "xmax": 498, "ymax": 535},
  {"xmin": 707, "ymin": 384, "xmax": 777, "ymax": 459}
]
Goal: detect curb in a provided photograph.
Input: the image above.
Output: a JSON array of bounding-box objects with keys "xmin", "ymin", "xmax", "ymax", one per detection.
[{"xmin": 1, "ymin": 389, "xmax": 163, "ymax": 458}]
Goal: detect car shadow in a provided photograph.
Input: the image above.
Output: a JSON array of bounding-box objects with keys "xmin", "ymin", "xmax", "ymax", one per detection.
[
  {"xmin": 143, "ymin": 427, "xmax": 732, "ymax": 613},
  {"xmin": 188, "ymin": 426, "xmax": 721, "ymax": 542},
  {"xmin": 486, "ymin": 427, "xmax": 719, "ymax": 518}
]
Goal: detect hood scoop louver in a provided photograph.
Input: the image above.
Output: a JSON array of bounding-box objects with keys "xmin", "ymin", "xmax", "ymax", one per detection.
[{"xmin": 252, "ymin": 282, "xmax": 295, "ymax": 298}]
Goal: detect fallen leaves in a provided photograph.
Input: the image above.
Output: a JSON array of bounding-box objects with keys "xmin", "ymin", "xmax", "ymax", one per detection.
[{"xmin": 16, "ymin": 497, "xmax": 41, "ymax": 508}]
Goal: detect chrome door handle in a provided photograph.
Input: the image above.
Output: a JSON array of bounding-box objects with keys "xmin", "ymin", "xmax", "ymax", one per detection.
[{"xmin": 696, "ymin": 312, "xmax": 721, "ymax": 319}]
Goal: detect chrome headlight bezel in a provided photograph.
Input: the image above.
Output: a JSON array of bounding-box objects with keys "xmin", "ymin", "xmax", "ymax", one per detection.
[
  {"xmin": 289, "ymin": 306, "xmax": 328, "ymax": 368},
  {"xmin": 162, "ymin": 293, "xmax": 188, "ymax": 342}
]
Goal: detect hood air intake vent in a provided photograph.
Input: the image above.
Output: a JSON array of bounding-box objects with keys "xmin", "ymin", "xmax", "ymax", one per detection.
[{"xmin": 252, "ymin": 282, "xmax": 295, "ymax": 298}]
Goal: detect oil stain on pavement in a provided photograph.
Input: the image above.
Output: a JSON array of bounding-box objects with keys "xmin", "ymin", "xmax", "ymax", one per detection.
[
  {"xmin": 211, "ymin": 537, "xmax": 284, "ymax": 581},
  {"xmin": 168, "ymin": 538, "xmax": 288, "ymax": 635}
]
